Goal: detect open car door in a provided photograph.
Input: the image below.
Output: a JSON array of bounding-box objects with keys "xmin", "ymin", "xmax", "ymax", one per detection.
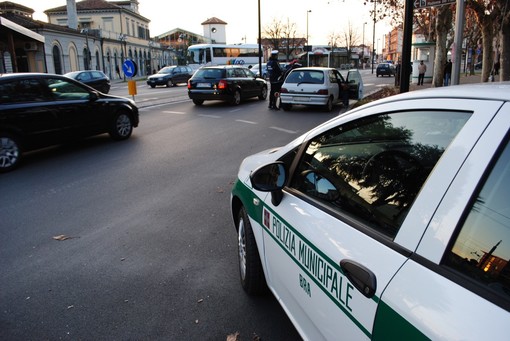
[{"xmin": 347, "ymin": 69, "xmax": 363, "ymax": 100}]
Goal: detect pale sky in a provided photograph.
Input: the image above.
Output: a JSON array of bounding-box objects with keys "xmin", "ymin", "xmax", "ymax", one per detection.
[{"xmin": 18, "ymin": 0, "xmax": 391, "ymax": 48}]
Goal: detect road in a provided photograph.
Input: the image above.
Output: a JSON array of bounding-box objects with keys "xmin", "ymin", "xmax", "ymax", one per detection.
[{"xmin": 0, "ymin": 72, "xmax": 395, "ymax": 340}]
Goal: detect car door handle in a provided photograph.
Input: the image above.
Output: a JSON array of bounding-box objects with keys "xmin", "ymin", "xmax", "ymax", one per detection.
[{"xmin": 340, "ymin": 259, "xmax": 377, "ymax": 298}]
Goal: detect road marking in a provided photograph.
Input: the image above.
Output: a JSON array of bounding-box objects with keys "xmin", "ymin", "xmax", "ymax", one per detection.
[
  {"xmin": 198, "ymin": 114, "xmax": 222, "ymax": 119},
  {"xmin": 270, "ymin": 126, "xmax": 298, "ymax": 134},
  {"xmin": 163, "ymin": 111, "xmax": 186, "ymax": 115},
  {"xmin": 236, "ymin": 120, "xmax": 258, "ymax": 125},
  {"xmin": 137, "ymin": 98, "xmax": 159, "ymax": 102}
]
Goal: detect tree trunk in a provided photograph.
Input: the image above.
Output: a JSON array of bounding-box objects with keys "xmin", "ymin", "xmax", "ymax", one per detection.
[
  {"xmin": 480, "ymin": 20, "xmax": 494, "ymax": 82},
  {"xmin": 501, "ymin": 12, "xmax": 510, "ymax": 81},
  {"xmin": 433, "ymin": 7, "xmax": 452, "ymax": 87}
]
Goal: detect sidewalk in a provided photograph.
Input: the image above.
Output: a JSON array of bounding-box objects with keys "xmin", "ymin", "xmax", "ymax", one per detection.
[{"xmin": 408, "ymin": 72, "xmax": 497, "ymax": 91}]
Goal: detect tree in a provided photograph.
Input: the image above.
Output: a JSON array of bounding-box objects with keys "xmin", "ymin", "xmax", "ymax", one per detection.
[{"xmin": 263, "ymin": 18, "xmax": 305, "ymax": 61}]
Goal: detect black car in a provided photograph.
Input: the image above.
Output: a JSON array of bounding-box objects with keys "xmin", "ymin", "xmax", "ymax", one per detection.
[
  {"xmin": 146, "ymin": 65, "xmax": 194, "ymax": 88},
  {"xmin": 187, "ymin": 65, "xmax": 268, "ymax": 105},
  {"xmin": 0, "ymin": 73, "xmax": 139, "ymax": 172},
  {"xmin": 376, "ymin": 63, "xmax": 396, "ymax": 77},
  {"xmin": 64, "ymin": 70, "xmax": 111, "ymax": 93}
]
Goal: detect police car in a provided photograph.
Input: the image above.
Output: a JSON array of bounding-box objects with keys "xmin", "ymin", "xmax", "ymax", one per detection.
[{"xmin": 230, "ymin": 83, "xmax": 510, "ymax": 340}]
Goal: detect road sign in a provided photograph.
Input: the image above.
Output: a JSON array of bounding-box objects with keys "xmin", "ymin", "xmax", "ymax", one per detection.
[
  {"xmin": 122, "ymin": 59, "xmax": 137, "ymax": 78},
  {"xmin": 414, "ymin": 0, "xmax": 455, "ymax": 9}
]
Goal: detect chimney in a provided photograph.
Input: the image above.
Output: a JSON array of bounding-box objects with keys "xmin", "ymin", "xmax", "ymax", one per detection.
[{"xmin": 67, "ymin": 0, "xmax": 78, "ymax": 30}]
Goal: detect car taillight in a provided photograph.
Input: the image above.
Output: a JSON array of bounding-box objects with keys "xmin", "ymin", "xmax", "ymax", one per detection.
[
  {"xmin": 187, "ymin": 80, "xmax": 191, "ymax": 89},
  {"xmin": 280, "ymin": 87, "xmax": 288, "ymax": 93},
  {"xmin": 218, "ymin": 79, "xmax": 228, "ymax": 90},
  {"xmin": 317, "ymin": 89, "xmax": 329, "ymax": 95}
]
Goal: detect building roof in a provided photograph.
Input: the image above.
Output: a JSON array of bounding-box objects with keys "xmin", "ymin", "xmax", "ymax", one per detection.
[
  {"xmin": 0, "ymin": 1, "xmax": 34, "ymax": 15},
  {"xmin": 201, "ymin": 17, "xmax": 227, "ymax": 25},
  {"xmin": 45, "ymin": 0, "xmax": 120, "ymax": 13},
  {"xmin": 1, "ymin": 12, "xmax": 80, "ymax": 34}
]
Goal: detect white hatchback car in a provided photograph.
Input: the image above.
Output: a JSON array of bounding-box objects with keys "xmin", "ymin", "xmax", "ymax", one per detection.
[
  {"xmin": 231, "ymin": 83, "xmax": 510, "ymax": 340},
  {"xmin": 280, "ymin": 67, "xmax": 363, "ymax": 112}
]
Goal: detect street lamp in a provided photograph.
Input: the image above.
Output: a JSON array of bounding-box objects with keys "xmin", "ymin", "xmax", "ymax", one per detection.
[
  {"xmin": 306, "ymin": 10, "xmax": 312, "ymax": 46},
  {"xmin": 371, "ymin": 0, "xmax": 377, "ymax": 74},
  {"xmin": 362, "ymin": 22, "xmax": 367, "ymax": 68}
]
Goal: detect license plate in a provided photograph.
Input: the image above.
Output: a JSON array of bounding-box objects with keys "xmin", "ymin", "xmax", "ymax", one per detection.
[
  {"xmin": 294, "ymin": 96, "xmax": 310, "ymax": 102},
  {"xmin": 197, "ymin": 83, "xmax": 211, "ymax": 88}
]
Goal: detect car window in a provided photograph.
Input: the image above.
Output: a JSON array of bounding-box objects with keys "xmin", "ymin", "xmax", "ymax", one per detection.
[
  {"xmin": 290, "ymin": 111, "xmax": 471, "ymax": 238},
  {"xmin": 91, "ymin": 71, "xmax": 103, "ymax": 79},
  {"xmin": 0, "ymin": 79, "xmax": 52, "ymax": 104},
  {"xmin": 443, "ymin": 137, "xmax": 510, "ymax": 300},
  {"xmin": 78, "ymin": 72, "xmax": 91, "ymax": 81},
  {"xmin": 234, "ymin": 68, "xmax": 247, "ymax": 77},
  {"xmin": 45, "ymin": 78, "xmax": 90, "ymax": 100},
  {"xmin": 286, "ymin": 70, "xmax": 324, "ymax": 84}
]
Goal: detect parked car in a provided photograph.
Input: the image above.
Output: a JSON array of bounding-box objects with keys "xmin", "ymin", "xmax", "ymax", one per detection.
[
  {"xmin": 376, "ymin": 62, "xmax": 396, "ymax": 77},
  {"xmin": 231, "ymin": 82, "xmax": 510, "ymax": 340},
  {"xmin": 0, "ymin": 73, "xmax": 139, "ymax": 172},
  {"xmin": 64, "ymin": 70, "xmax": 111, "ymax": 93},
  {"xmin": 187, "ymin": 65, "xmax": 268, "ymax": 106},
  {"xmin": 146, "ymin": 65, "xmax": 194, "ymax": 88},
  {"xmin": 279, "ymin": 67, "xmax": 363, "ymax": 112},
  {"xmin": 250, "ymin": 63, "xmax": 268, "ymax": 79}
]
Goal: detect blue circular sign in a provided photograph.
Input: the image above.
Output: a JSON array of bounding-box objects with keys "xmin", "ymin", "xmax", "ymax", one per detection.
[{"xmin": 122, "ymin": 59, "xmax": 137, "ymax": 78}]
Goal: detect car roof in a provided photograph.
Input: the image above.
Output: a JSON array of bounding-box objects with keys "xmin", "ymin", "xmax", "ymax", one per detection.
[
  {"xmin": 0, "ymin": 72, "xmax": 67, "ymax": 80},
  {"xmin": 199, "ymin": 65, "xmax": 249, "ymax": 70},
  {"xmin": 351, "ymin": 82, "xmax": 510, "ymax": 112},
  {"xmin": 289, "ymin": 67, "xmax": 335, "ymax": 72}
]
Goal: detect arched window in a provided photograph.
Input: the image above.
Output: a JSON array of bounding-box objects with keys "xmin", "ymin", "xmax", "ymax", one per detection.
[{"xmin": 52, "ymin": 45, "xmax": 63, "ymax": 74}]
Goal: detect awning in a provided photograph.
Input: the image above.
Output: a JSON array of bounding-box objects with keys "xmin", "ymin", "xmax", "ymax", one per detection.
[{"xmin": 0, "ymin": 16, "xmax": 45, "ymax": 43}]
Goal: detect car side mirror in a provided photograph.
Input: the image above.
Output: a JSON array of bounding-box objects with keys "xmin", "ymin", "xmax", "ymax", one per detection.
[
  {"xmin": 89, "ymin": 91, "xmax": 99, "ymax": 101},
  {"xmin": 250, "ymin": 162, "xmax": 287, "ymax": 206}
]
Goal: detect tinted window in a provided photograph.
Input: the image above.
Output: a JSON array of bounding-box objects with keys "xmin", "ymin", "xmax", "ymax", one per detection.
[
  {"xmin": 286, "ymin": 70, "xmax": 324, "ymax": 84},
  {"xmin": 290, "ymin": 111, "xmax": 470, "ymax": 238},
  {"xmin": 45, "ymin": 78, "xmax": 90, "ymax": 100},
  {"xmin": 444, "ymin": 138, "xmax": 510, "ymax": 299},
  {"xmin": 0, "ymin": 79, "xmax": 51, "ymax": 104}
]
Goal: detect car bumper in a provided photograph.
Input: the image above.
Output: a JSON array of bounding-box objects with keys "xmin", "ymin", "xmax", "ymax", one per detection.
[
  {"xmin": 188, "ymin": 90, "xmax": 233, "ymax": 101},
  {"xmin": 146, "ymin": 79, "xmax": 168, "ymax": 86},
  {"xmin": 280, "ymin": 93, "xmax": 329, "ymax": 106}
]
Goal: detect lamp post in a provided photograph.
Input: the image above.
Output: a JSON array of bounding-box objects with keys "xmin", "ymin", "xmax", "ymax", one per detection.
[
  {"xmin": 362, "ymin": 22, "xmax": 367, "ymax": 68},
  {"xmin": 371, "ymin": 0, "xmax": 377, "ymax": 74},
  {"xmin": 306, "ymin": 10, "xmax": 312, "ymax": 46}
]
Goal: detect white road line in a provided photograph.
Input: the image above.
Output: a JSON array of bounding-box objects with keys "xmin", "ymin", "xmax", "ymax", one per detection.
[
  {"xmin": 136, "ymin": 98, "xmax": 159, "ymax": 102},
  {"xmin": 236, "ymin": 120, "xmax": 258, "ymax": 125},
  {"xmin": 270, "ymin": 126, "xmax": 298, "ymax": 134},
  {"xmin": 198, "ymin": 114, "xmax": 222, "ymax": 119},
  {"xmin": 162, "ymin": 111, "xmax": 187, "ymax": 115}
]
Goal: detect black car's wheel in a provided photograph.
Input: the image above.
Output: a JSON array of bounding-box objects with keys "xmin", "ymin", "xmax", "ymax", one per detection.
[
  {"xmin": 230, "ymin": 90, "xmax": 241, "ymax": 105},
  {"xmin": 150, "ymin": 85, "xmax": 156, "ymax": 88},
  {"xmin": 109, "ymin": 111, "xmax": 133, "ymax": 140},
  {"xmin": 166, "ymin": 79, "xmax": 174, "ymax": 87},
  {"xmin": 0, "ymin": 133, "xmax": 21, "ymax": 173},
  {"xmin": 281, "ymin": 103, "xmax": 292, "ymax": 111},
  {"xmin": 258, "ymin": 86, "xmax": 268, "ymax": 100},
  {"xmin": 192, "ymin": 99, "xmax": 204, "ymax": 105},
  {"xmin": 237, "ymin": 207, "xmax": 267, "ymax": 295}
]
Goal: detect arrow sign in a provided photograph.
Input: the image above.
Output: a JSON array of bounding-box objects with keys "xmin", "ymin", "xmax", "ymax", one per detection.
[{"xmin": 122, "ymin": 59, "xmax": 137, "ymax": 78}]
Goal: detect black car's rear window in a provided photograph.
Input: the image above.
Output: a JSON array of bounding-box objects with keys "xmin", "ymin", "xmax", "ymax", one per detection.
[{"xmin": 194, "ymin": 69, "xmax": 224, "ymax": 79}]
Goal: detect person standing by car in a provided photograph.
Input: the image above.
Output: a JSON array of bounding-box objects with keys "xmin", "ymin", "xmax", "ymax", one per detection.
[
  {"xmin": 267, "ymin": 50, "xmax": 283, "ymax": 110},
  {"xmin": 444, "ymin": 59, "xmax": 452, "ymax": 86},
  {"xmin": 418, "ymin": 60, "xmax": 426, "ymax": 85}
]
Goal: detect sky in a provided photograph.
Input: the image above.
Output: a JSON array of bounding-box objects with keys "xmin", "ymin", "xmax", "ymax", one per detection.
[{"xmin": 18, "ymin": 0, "xmax": 391, "ymax": 47}]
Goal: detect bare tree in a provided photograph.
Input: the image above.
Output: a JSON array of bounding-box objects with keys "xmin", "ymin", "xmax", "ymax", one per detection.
[{"xmin": 263, "ymin": 18, "xmax": 305, "ymax": 61}]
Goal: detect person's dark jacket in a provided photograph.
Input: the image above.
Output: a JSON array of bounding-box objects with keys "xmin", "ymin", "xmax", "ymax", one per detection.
[{"xmin": 267, "ymin": 58, "xmax": 282, "ymax": 83}]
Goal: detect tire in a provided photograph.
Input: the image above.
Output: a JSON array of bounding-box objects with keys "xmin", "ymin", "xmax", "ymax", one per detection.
[
  {"xmin": 258, "ymin": 86, "xmax": 268, "ymax": 100},
  {"xmin": 324, "ymin": 97, "xmax": 334, "ymax": 112},
  {"xmin": 166, "ymin": 79, "xmax": 173, "ymax": 87},
  {"xmin": 150, "ymin": 85, "xmax": 156, "ymax": 88},
  {"xmin": 281, "ymin": 103, "xmax": 292, "ymax": 111},
  {"xmin": 192, "ymin": 99, "xmax": 204, "ymax": 105},
  {"xmin": 0, "ymin": 133, "xmax": 22, "ymax": 173},
  {"xmin": 237, "ymin": 207, "xmax": 267, "ymax": 295},
  {"xmin": 230, "ymin": 90, "xmax": 241, "ymax": 105},
  {"xmin": 109, "ymin": 111, "xmax": 133, "ymax": 140}
]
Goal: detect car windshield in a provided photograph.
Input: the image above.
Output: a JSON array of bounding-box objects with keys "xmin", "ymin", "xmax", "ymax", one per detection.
[
  {"xmin": 158, "ymin": 67, "xmax": 175, "ymax": 74},
  {"xmin": 285, "ymin": 70, "xmax": 325, "ymax": 84}
]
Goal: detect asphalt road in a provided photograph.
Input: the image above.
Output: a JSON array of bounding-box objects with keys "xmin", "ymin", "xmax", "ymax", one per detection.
[{"xmin": 0, "ymin": 85, "xmax": 349, "ymax": 340}]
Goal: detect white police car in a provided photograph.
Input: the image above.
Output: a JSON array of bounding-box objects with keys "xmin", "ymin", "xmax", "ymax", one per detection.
[{"xmin": 230, "ymin": 83, "xmax": 510, "ymax": 340}]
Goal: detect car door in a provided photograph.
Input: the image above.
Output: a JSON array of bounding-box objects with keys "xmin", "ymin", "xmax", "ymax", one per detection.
[
  {"xmin": 259, "ymin": 100, "xmax": 489, "ymax": 340},
  {"xmin": 346, "ymin": 69, "xmax": 363, "ymax": 99},
  {"xmin": 373, "ymin": 103, "xmax": 510, "ymax": 340},
  {"xmin": 44, "ymin": 77, "xmax": 107, "ymax": 138}
]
